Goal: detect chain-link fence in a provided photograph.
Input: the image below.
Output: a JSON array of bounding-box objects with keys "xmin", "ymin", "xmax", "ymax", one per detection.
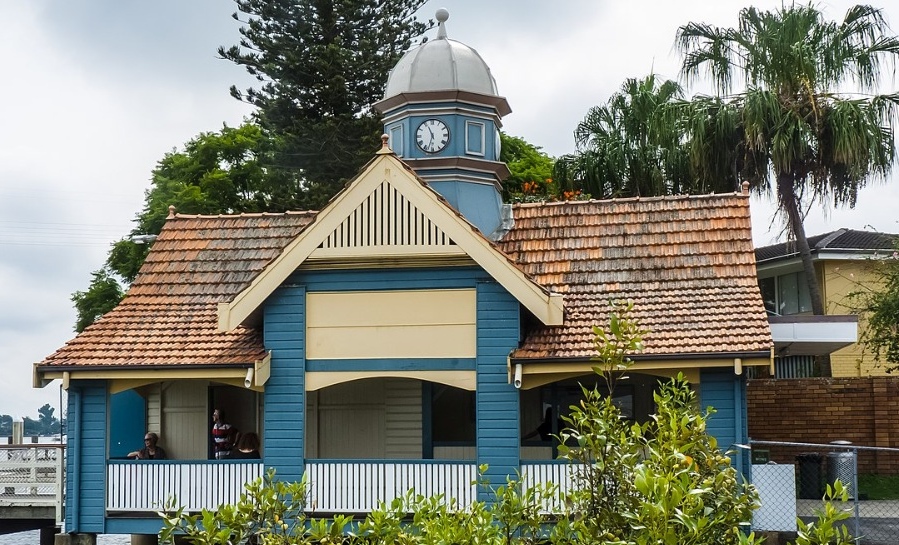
[{"xmin": 750, "ymin": 440, "xmax": 899, "ymax": 545}]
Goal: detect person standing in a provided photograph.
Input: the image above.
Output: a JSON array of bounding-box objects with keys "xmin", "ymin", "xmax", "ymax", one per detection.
[{"xmin": 211, "ymin": 408, "xmax": 237, "ymax": 459}]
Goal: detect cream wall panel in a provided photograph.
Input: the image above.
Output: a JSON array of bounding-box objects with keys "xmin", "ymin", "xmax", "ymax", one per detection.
[
  {"xmin": 385, "ymin": 379, "xmax": 422, "ymax": 459},
  {"xmin": 309, "ymin": 325, "xmax": 475, "ymax": 359},
  {"xmin": 521, "ymin": 446, "xmax": 554, "ymax": 460},
  {"xmin": 318, "ymin": 380, "xmax": 386, "ymax": 458},
  {"xmin": 308, "ymin": 290, "xmax": 475, "ymax": 326},
  {"xmin": 433, "ymin": 446, "xmax": 476, "ymax": 460},
  {"xmin": 161, "ymin": 381, "xmax": 209, "ymax": 460},
  {"xmin": 147, "ymin": 384, "xmax": 162, "ymax": 436},
  {"xmin": 306, "ymin": 290, "xmax": 476, "ymax": 359}
]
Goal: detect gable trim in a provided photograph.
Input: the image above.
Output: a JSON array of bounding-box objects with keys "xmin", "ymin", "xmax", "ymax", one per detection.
[{"xmin": 217, "ymin": 154, "xmax": 563, "ymax": 331}]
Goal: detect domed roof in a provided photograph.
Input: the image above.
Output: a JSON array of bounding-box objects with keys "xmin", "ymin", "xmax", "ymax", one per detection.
[{"xmin": 383, "ymin": 9, "xmax": 499, "ymax": 99}]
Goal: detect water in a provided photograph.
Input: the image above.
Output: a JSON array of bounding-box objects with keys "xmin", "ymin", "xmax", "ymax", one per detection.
[{"xmin": 0, "ymin": 531, "xmax": 130, "ymax": 544}]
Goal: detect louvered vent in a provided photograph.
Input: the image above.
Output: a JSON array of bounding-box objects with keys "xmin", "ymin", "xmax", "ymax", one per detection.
[{"xmin": 320, "ymin": 182, "xmax": 456, "ymax": 248}]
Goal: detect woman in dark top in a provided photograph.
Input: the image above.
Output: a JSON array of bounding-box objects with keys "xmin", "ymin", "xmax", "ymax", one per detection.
[
  {"xmin": 128, "ymin": 432, "xmax": 168, "ymax": 460},
  {"xmin": 228, "ymin": 432, "xmax": 261, "ymax": 459}
]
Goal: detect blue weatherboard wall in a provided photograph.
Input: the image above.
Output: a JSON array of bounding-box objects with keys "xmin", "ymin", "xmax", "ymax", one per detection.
[
  {"xmin": 263, "ymin": 285, "xmax": 307, "ymax": 484},
  {"xmin": 475, "ymin": 280, "xmax": 521, "ymax": 501},
  {"xmin": 66, "ymin": 382, "xmax": 108, "ymax": 533},
  {"xmin": 699, "ymin": 369, "xmax": 749, "ymax": 475}
]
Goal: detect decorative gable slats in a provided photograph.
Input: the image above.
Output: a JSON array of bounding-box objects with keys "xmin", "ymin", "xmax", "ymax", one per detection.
[{"xmin": 319, "ymin": 181, "xmax": 455, "ymax": 249}]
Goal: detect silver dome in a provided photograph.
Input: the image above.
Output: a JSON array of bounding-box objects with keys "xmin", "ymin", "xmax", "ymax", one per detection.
[{"xmin": 383, "ymin": 11, "xmax": 499, "ymax": 99}]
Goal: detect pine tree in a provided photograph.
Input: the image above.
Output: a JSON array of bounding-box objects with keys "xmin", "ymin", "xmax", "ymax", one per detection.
[{"xmin": 219, "ymin": 0, "xmax": 429, "ymax": 208}]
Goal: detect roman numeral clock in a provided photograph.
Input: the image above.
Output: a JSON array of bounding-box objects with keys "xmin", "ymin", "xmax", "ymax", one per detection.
[{"xmin": 415, "ymin": 119, "xmax": 449, "ymax": 153}]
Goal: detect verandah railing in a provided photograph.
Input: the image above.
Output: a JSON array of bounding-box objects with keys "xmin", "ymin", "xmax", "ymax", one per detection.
[
  {"xmin": 105, "ymin": 460, "xmax": 575, "ymax": 514},
  {"xmin": 106, "ymin": 460, "xmax": 264, "ymax": 512},
  {"xmin": 305, "ymin": 460, "xmax": 478, "ymax": 513}
]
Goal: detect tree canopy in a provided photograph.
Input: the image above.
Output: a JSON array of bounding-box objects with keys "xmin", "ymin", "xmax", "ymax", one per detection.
[
  {"xmin": 675, "ymin": 4, "xmax": 899, "ymax": 318},
  {"xmin": 72, "ymin": 123, "xmax": 280, "ymax": 331},
  {"xmin": 851, "ymin": 247, "xmax": 899, "ymax": 371},
  {"xmin": 72, "ymin": 0, "xmax": 431, "ymax": 331},
  {"xmin": 219, "ymin": 0, "xmax": 429, "ymax": 208}
]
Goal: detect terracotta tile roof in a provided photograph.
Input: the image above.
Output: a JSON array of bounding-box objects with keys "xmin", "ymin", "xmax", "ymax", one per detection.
[
  {"xmin": 38, "ymin": 212, "xmax": 316, "ymax": 368},
  {"xmin": 39, "ymin": 184, "xmax": 771, "ymax": 369},
  {"xmin": 498, "ymin": 194, "xmax": 772, "ymax": 360},
  {"xmin": 755, "ymin": 228, "xmax": 898, "ymax": 263}
]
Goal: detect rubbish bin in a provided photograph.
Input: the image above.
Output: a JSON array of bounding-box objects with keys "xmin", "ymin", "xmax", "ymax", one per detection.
[
  {"xmin": 827, "ymin": 451, "xmax": 856, "ymax": 498},
  {"xmin": 796, "ymin": 453, "xmax": 823, "ymax": 499}
]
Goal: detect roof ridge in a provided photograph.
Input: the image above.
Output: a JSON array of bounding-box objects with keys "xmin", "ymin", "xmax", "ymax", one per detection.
[
  {"xmin": 511, "ymin": 191, "xmax": 747, "ymax": 208},
  {"xmin": 170, "ymin": 210, "xmax": 320, "ymax": 220},
  {"xmin": 814, "ymin": 228, "xmax": 848, "ymax": 249}
]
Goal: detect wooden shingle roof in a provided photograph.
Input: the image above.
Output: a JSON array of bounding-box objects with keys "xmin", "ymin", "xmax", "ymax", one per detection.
[
  {"xmin": 39, "ymin": 212, "xmax": 315, "ymax": 368},
  {"xmin": 499, "ymin": 194, "xmax": 771, "ymax": 360},
  {"xmin": 37, "ymin": 189, "xmax": 771, "ymax": 371}
]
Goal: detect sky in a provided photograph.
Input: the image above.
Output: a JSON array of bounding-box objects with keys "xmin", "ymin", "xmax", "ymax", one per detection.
[{"xmin": 1, "ymin": 0, "xmax": 897, "ymax": 420}]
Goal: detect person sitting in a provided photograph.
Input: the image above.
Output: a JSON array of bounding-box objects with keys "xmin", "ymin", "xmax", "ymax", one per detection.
[
  {"xmin": 127, "ymin": 432, "xmax": 167, "ymax": 460},
  {"xmin": 228, "ymin": 432, "xmax": 261, "ymax": 459}
]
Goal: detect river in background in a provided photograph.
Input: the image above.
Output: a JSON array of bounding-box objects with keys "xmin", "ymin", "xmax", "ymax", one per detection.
[
  {"xmin": 0, "ymin": 436, "xmax": 132, "ymax": 543},
  {"xmin": 0, "ymin": 531, "xmax": 130, "ymax": 544}
]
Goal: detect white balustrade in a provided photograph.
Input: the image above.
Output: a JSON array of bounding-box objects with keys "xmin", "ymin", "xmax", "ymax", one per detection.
[
  {"xmin": 520, "ymin": 462, "xmax": 577, "ymax": 512},
  {"xmin": 104, "ymin": 460, "xmax": 576, "ymax": 515},
  {"xmin": 106, "ymin": 461, "xmax": 263, "ymax": 512},
  {"xmin": 305, "ymin": 461, "xmax": 478, "ymax": 513}
]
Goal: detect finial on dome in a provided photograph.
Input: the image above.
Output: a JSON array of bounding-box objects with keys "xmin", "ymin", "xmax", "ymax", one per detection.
[
  {"xmin": 377, "ymin": 134, "xmax": 393, "ymax": 155},
  {"xmin": 436, "ymin": 8, "xmax": 449, "ymax": 39}
]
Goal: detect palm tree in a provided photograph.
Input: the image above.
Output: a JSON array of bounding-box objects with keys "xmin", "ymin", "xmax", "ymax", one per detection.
[
  {"xmin": 557, "ymin": 75, "xmax": 705, "ymax": 198},
  {"xmin": 676, "ymin": 4, "xmax": 899, "ymax": 328}
]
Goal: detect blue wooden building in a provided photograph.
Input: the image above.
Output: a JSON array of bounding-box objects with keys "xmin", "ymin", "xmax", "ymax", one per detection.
[{"xmin": 34, "ymin": 11, "xmax": 772, "ymax": 540}]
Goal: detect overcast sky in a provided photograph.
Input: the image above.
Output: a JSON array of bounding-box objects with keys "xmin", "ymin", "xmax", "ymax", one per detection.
[{"xmin": 1, "ymin": 0, "xmax": 896, "ymax": 420}]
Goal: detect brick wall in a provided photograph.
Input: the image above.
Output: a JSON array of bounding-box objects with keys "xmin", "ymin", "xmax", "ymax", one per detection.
[{"xmin": 748, "ymin": 377, "xmax": 899, "ymax": 474}]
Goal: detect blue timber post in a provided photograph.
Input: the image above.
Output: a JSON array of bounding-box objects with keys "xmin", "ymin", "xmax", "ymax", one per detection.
[
  {"xmin": 65, "ymin": 381, "xmax": 108, "ymax": 534},
  {"xmin": 263, "ymin": 285, "xmax": 307, "ymax": 484},
  {"xmin": 475, "ymin": 280, "xmax": 520, "ymax": 502},
  {"xmin": 699, "ymin": 368, "xmax": 749, "ymax": 475}
]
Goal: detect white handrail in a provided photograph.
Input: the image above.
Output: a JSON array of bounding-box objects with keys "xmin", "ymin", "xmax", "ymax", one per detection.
[
  {"xmin": 305, "ymin": 461, "xmax": 478, "ymax": 513},
  {"xmin": 106, "ymin": 461, "xmax": 264, "ymax": 512}
]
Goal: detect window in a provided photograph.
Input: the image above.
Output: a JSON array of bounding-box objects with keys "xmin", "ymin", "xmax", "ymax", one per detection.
[
  {"xmin": 388, "ymin": 124, "xmax": 404, "ymax": 157},
  {"xmin": 464, "ymin": 120, "xmax": 485, "ymax": 156},
  {"xmin": 758, "ymin": 271, "xmax": 812, "ymax": 315}
]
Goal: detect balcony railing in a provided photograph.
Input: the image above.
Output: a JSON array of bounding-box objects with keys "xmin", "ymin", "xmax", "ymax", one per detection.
[
  {"xmin": 106, "ymin": 460, "xmax": 263, "ymax": 512},
  {"xmin": 104, "ymin": 460, "xmax": 576, "ymax": 515},
  {"xmin": 305, "ymin": 460, "xmax": 478, "ymax": 513}
]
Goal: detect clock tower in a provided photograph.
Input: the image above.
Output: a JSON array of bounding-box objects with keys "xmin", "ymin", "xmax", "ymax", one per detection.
[{"xmin": 373, "ymin": 9, "xmax": 511, "ymax": 238}]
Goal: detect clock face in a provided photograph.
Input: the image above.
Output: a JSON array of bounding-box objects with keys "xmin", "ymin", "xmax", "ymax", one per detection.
[{"xmin": 416, "ymin": 119, "xmax": 450, "ymax": 153}]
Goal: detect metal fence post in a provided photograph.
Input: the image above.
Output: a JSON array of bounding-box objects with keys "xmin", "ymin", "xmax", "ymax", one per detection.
[{"xmin": 852, "ymin": 445, "xmax": 860, "ymax": 540}]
